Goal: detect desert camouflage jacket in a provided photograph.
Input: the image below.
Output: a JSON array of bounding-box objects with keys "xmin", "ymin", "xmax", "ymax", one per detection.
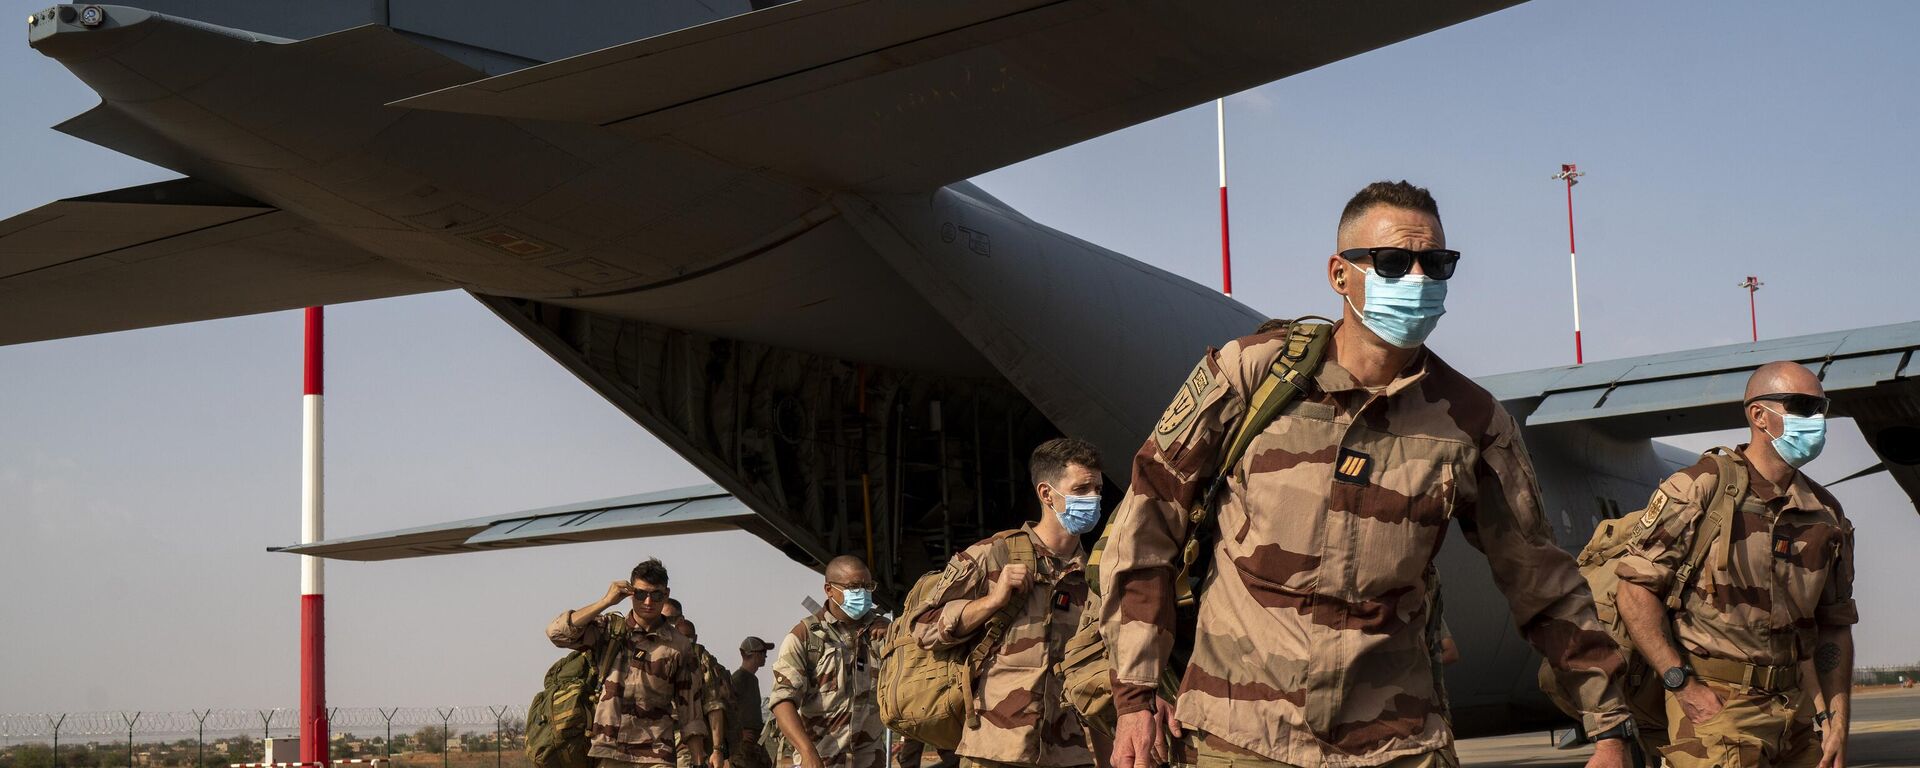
[
  {"xmin": 769, "ymin": 608, "xmax": 888, "ymax": 768},
  {"xmin": 1615, "ymin": 448, "xmax": 1857, "ymax": 667},
  {"xmin": 1098, "ymin": 326, "xmax": 1630, "ymax": 767},
  {"xmin": 690, "ymin": 644, "xmax": 735, "ymax": 751},
  {"xmin": 912, "ymin": 524, "xmax": 1094, "ymax": 767},
  {"xmin": 548, "ymin": 610, "xmax": 709, "ymax": 765}
]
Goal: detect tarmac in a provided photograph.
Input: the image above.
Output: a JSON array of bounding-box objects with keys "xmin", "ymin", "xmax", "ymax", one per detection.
[{"xmin": 1455, "ymin": 686, "xmax": 1920, "ymax": 766}]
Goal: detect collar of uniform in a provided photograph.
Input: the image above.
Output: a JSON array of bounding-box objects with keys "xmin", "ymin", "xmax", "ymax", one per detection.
[
  {"xmin": 1312, "ymin": 330, "xmax": 1432, "ymax": 399},
  {"xmin": 1731, "ymin": 445, "xmax": 1825, "ymax": 512},
  {"xmin": 1017, "ymin": 522, "xmax": 1086, "ymax": 572},
  {"xmin": 817, "ymin": 604, "xmax": 876, "ymax": 629},
  {"xmin": 627, "ymin": 611, "xmax": 671, "ymax": 638}
]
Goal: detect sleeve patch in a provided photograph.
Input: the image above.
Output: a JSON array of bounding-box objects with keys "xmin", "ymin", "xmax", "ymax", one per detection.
[
  {"xmin": 1153, "ymin": 359, "xmax": 1213, "ymax": 452},
  {"xmin": 1639, "ymin": 490, "xmax": 1669, "ymax": 529}
]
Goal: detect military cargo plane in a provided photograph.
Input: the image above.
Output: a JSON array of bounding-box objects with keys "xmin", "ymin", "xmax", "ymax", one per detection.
[{"xmin": 6, "ymin": 0, "xmax": 1917, "ymax": 738}]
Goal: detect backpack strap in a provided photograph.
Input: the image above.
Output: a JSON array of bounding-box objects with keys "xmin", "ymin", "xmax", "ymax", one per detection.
[
  {"xmin": 963, "ymin": 534, "xmax": 1039, "ymax": 727},
  {"xmin": 591, "ymin": 613, "xmax": 633, "ymax": 698},
  {"xmin": 1173, "ymin": 319, "xmax": 1333, "ymax": 604},
  {"xmin": 1665, "ymin": 449, "xmax": 1748, "ymax": 610}
]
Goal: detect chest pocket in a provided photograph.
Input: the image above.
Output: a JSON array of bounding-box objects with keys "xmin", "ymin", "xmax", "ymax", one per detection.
[
  {"xmin": 1345, "ymin": 456, "xmax": 1457, "ymax": 595},
  {"xmin": 624, "ymin": 642, "xmax": 680, "ymax": 715}
]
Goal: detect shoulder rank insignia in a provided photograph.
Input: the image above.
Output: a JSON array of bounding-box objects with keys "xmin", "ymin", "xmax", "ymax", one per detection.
[
  {"xmin": 1154, "ymin": 359, "xmax": 1214, "ymax": 451},
  {"xmin": 1639, "ymin": 490, "xmax": 1669, "ymax": 529}
]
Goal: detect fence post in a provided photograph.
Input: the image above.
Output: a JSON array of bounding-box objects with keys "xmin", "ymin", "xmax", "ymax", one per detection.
[
  {"xmin": 124, "ymin": 712, "xmax": 142, "ymax": 768},
  {"xmin": 378, "ymin": 709, "xmax": 398, "ymax": 764},
  {"xmin": 437, "ymin": 708, "xmax": 455, "ymax": 768},
  {"xmin": 258, "ymin": 709, "xmax": 278, "ymax": 745},
  {"xmin": 49, "ymin": 714, "xmax": 65, "ymax": 768},
  {"xmin": 193, "ymin": 711, "xmax": 210, "ymax": 768},
  {"xmin": 487, "ymin": 706, "xmax": 509, "ymax": 768}
]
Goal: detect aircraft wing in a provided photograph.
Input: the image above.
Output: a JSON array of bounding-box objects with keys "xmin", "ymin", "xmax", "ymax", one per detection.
[
  {"xmin": 391, "ymin": 0, "xmax": 1522, "ymax": 192},
  {"xmin": 1481, "ymin": 321, "xmax": 1920, "ymax": 509},
  {"xmin": 270, "ymin": 485, "xmax": 755, "ymax": 561},
  {"xmin": 0, "ymin": 177, "xmax": 445, "ymax": 346}
]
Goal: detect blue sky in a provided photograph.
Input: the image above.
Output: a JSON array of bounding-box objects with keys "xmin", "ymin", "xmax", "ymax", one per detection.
[{"xmin": 3, "ymin": 0, "xmax": 1918, "ymax": 714}]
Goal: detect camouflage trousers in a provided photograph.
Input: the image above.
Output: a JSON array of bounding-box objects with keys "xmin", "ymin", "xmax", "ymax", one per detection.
[
  {"xmin": 731, "ymin": 734, "xmax": 772, "ymax": 768},
  {"xmin": 1185, "ymin": 732, "xmax": 1455, "ymax": 768},
  {"xmin": 1657, "ymin": 680, "xmax": 1818, "ymax": 768}
]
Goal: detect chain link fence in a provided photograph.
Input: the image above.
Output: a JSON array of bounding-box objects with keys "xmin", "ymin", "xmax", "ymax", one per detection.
[{"xmin": 0, "ymin": 707, "xmax": 530, "ymax": 768}]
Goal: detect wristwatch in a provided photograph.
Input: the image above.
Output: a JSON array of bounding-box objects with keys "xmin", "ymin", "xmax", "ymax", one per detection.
[
  {"xmin": 1591, "ymin": 720, "xmax": 1636, "ymax": 743},
  {"xmin": 1661, "ymin": 664, "xmax": 1693, "ymax": 691}
]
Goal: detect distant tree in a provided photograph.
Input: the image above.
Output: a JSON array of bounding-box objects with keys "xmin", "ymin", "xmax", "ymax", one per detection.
[
  {"xmin": 414, "ymin": 727, "xmax": 448, "ymax": 755},
  {"xmin": 12, "ymin": 744, "xmax": 53, "ymax": 768},
  {"xmin": 500, "ymin": 718, "xmax": 526, "ymax": 743}
]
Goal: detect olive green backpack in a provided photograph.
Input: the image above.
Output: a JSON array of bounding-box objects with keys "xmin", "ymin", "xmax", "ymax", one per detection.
[
  {"xmin": 877, "ymin": 534, "xmax": 1036, "ymax": 750},
  {"xmin": 527, "ymin": 615, "xmax": 631, "ymax": 768},
  {"xmin": 1061, "ymin": 319, "xmax": 1333, "ymax": 734}
]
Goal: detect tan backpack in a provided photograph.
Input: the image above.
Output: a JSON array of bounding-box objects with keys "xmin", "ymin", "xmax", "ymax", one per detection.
[
  {"xmin": 1060, "ymin": 319, "xmax": 1333, "ymax": 735},
  {"xmin": 877, "ymin": 534, "xmax": 1035, "ymax": 750},
  {"xmin": 1538, "ymin": 447, "xmax": 1748, "ymax": 731}
]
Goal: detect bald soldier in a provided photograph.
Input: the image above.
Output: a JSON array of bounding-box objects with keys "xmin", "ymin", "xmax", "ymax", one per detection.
[
  {"xmin": 770, "ymin": 555, "xmax": 889, "ymax": 768},
  {"xmin": 1099, "ymin": 180, "xmax": 1634, "ymax": 768},
  {"xmin": 1615, "ymin": 362, "xmax": 1856, "ymax": 767}
]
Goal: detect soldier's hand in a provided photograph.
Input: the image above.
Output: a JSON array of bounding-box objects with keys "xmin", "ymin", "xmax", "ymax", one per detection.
[
  {"xmin": 1111, "ymin": 703, "xmax": 1180, "ymax": 768},
  {"xmin": 1676, "ymin": 680, "xmax": 1725, "ymax": 725},
  {"xmin": 604, "ymin": 580, "xmax": 636, "ymax": 605},
  {"xmin": 798, "ymin": 751, "xmax": 825, "ymax": 768},
  {"xmin": 1817, "ymin": 716, "xmax": 1847, "ymax": 768},
  {"xmin": 707, "ymin": 750, "xmax": 725, "ymax": 768},
  {"xmin": 989, "ymin": 563, "xmax": 1034, "ymax": 605},
  {"xmin": 1583, "ymin": 736, "xmax": 1630, "ymax": 768}
]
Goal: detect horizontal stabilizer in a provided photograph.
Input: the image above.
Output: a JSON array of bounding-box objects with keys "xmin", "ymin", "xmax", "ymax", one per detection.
[
  {"xmin": 270, "ymin": 485, "xmax": 753, "ymax": 561},
  {"xmin": 0, "ymin": 177, "xmax": 445, "ymax": 346},
  {"xmin": 1484, "ymin": 321, "xmax": 1920, "ymax": 510},
  {"xmin": 392, "ymin": 0, "xmax": 1521, "ymax": 192}
]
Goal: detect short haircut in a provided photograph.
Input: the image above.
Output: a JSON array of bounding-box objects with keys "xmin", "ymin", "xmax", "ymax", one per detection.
[
  {"xmin": 630, "ymin": 558, "xmax": 669, "ymax": 587},
  {"xmin": 1338, "ymin": 180, "xmax": 1441, "ymax": 240},
  {"xmin": 1030, "ymin": 437, "xmax": 1102, "ymax": 487},
  {"xmin": 665, "ymin": 598, "xmax": 683, "ymax": 614}
]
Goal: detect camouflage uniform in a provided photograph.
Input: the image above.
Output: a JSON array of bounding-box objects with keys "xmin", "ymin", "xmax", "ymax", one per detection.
[
  {"xmin": 731, "ymin": 668, "xmax": 772, "ymax": 768},
  {"xmin": 1099, "ymin": 327, "xmax": 1630, "ymax": 767},
  {"xmin": 769, "ymin": 608, "xmax": 888, "ymax": 768},
  {"xmin": 1615, "ymin": 448, "xmax": 1857, "ymax": 767},
  {"xmin": 548, "ymin": 611, "xmax": 710, "ymax": 766},
  {"xmin": 912, "ymin": 524, "xmax": 1094, "ymax": 768},
  {"xmin": 680, "ymin": 644, "xmax": 736, "ymax": 768}
]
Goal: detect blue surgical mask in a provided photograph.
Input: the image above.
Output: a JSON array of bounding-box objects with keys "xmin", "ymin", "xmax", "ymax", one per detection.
[
  {"xmin": 1056, "ymin": 493, "xmax": 1102, "ymax": 536},
  {"xmin": 1344, "ymin": 264, "xmax": 1447, "ymax": 349},
  {"xmin": 1762, "ymin": 407, "xmax": 1827, "ymax": 468},
  {"xmin": 838, "ymin": 587, "xmax": 873, "ymax": 620}
]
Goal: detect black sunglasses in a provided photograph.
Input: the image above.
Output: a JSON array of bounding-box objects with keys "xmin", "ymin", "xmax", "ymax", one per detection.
[
  {"xmin": 1746, "ymin": 393, "xmax": 1830, "ymax": 417},
  {"xmin": 631, "ymin": 589, "xmax": 669, "ymax": 603},
  {"xmin": 1339, "ymin": 247, "xmax": 1461, "ymax": 280}
]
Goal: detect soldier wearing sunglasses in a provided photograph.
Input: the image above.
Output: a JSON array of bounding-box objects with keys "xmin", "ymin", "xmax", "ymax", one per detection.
[
  {"xmin": 1101, "ymin": 180, "xmax": 1634, "ymax": 768},
  {"xmin": 1615, "ymin": 361, "xmax": 1856, "ymax": 767},
  {"xmin": 550, "ymin": 558, "xmax": 716, "ymax": 768}
]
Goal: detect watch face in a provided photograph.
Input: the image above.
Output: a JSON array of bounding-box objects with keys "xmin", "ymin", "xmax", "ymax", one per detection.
[{"xmin": 1663, "ymin": 667, "xmax": 1687, "ymax": 689}]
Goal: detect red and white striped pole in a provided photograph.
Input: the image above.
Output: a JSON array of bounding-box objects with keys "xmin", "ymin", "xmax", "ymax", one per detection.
[
  {"xmin": 1740, "ymin": 275, "xmax": 1763, "ymax": 341},
  {"xmin": 300, "ymin": 306, "xmax": 328, "ymax": 766},
  {"xmin": 1216, "ymin": 98, "xmax": 1233, "ymax": 298},
  {"xmin": 1552, "ymin": 164, "xmax": 1586, "ymax": 364}
]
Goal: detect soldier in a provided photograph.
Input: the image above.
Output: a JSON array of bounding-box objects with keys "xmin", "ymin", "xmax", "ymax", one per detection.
[
  {"xmin": 732, "ymin": 637, "xmax": 775, "ymax": 768},
  {"xmin": 676, "ymin": 618, "xmax": 736, "ymax": 768},
  {"xmin": 910, "ymin": 438, "xmax": 1103, "ymax": 768},
  {"xmin": 770, "ymin": 555, "xmax": 889, "ymax": 768},
  {"xmin": 1614, "ymin": 361, "xmax": 1855, "ymax": 767},
  {"xmin": 1099, "ymin": 180, "xmax": 1635, "ymax": 768},
  {"xmin": 547, "ymin": 558, "xmax": 716, "ymax": 768}
]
